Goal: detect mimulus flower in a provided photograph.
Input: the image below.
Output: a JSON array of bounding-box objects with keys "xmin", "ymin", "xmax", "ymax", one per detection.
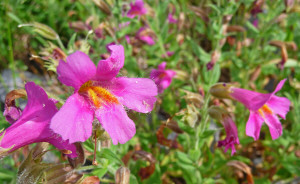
[
  {"xmin": 0, "ymin": 82, "xmax": 77, "ymax": 158},
  {"xmin": 127, "ymin": 0, "xmax": 147, "ymax": 18},
  {"xmin": 218, "ymin": 115, "xmax": 240, "ymax": 156},
  {"xmin": 50, "ymin": 45, "xmax": 157, "ymax": 145},
  {"xmin": 229, "ymin": 79, "xmax": 291, "ymax": 140},
  {"xmin": 168, "ymin": 13, "xmax": 177, "ymax": 24},
  {"xmin": 150, "ymin": 62, "xmax": 176, "ymax": 93},
  {"xmin": 208, "ymin": 106, "xmax": 239, "ymax": 156},
  {"xmin": 136, "ymin": 27, "xmax": 155, "ymax": 45}
]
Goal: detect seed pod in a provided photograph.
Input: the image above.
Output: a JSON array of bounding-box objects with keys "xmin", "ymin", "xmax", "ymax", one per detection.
[
  {"xmin": 115, "ymin": 167, "xmax": 130, "ymax": 184},
  {"xmin": 19, "ymin": 22, "xmax": 58, "ymax": 40},
  {"xmin": 209, "ymin": 83, "xmax": 234, "ymax": 99}
]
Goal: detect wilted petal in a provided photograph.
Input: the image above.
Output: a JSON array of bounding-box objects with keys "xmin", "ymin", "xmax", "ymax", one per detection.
[
  {"xmin": 50, "ymin": 93, "xmax": 94, "ymax": 143},
  {"xmin": 245, "ymin": 111, "xmax": 264, "ymax": 141},
  {"xmin": 95, "ymin": 104, "xmax": 136, "ymax": 145},
  {"xmin": 218, "ymin": 115, "xmax": 240, "ymax": 156},
  {"xmin": 95, "ymin": 45, "xmax": 125, "ymax": 81},
  {"xmin": 57, "ymin": 51, "xmax": 96, "ymax": 91}
]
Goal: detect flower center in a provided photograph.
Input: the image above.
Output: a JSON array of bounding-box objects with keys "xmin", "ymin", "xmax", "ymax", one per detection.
[
  {"xmin": 258, "ymin": 104, "xmax": 273, "ymax": 118},
  {"xmin": 78, "ymin": 81, "xmax": 119, "ymax": 108},
  {"xmin": 158, "ymin": 73, "xmax": 166, "ymax": 79}
]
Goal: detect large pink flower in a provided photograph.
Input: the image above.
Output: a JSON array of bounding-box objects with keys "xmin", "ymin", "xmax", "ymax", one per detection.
[
  {"xmin": 50, "ymin": 45, "xmax": 157, "ymax": 145},
  {"xmin": 218, "ymin": 115, "xmax": 240, "ymax": 156},
  {"xmin": 230, "ymin": 79, "xmax": 290, "ymax": 140},
  {"xmin": 0, "ymin": 82, "xmax": 77, "ymax": 158},
  {"xmin": 127, "ymin": 0, "xmax": 147, "ymax": 18},
  {"xmin": 150, "ymin": 62, "xmax": 176, "ymax": 93}
]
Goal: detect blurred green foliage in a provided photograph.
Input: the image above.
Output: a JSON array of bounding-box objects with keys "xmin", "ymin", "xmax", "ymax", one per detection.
[{"xmin": 0, "ymin": 0, "xmax": 300, "ymax": 183}]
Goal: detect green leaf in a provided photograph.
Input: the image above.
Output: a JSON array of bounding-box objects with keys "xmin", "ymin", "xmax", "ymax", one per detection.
[{"xmin": 98, "ymin": 148, "xmax": 123, "ymax": 165}]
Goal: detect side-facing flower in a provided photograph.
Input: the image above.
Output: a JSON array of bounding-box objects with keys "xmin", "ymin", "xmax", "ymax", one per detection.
[
  {"xmin": 136, "ymin": 27, "xmax": 155, "ymax": 45},
  {"xmin": 229, "ymin": 79, "xmax": 290, "ymax": 140},
  {"xmin": 0, "ymin": 82, "xmax": 77, "ymax": 158},
  {"xmin": 127, "ymin": 0, "xmax": 147, "ymax": 18},
  {"xmin": 50, "ymin": 45, "xmax": 157, "ymax": 145},
  {"xmin": 168, "ymin": 13, "xmax": 177, "ymax": 24},
  {"xmin": 208, "ymin": 106, "xmax": 239, "ymax": 156},
  {"xmin": 150, "ymin": 62, "xmax": 176, "ymax": 93},
  {"xmin": 218, "ymin": 115, "xmax": 240, "ymax": 156}
]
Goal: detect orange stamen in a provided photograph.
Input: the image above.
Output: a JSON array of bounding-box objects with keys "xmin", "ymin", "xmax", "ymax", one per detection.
[
  {"xmin": 258, "ymin": 104, "xmax": 273, "ymax": 118},
  {"xmin": 78, "ymin": 81, "xmax": 119, "ymax": 108}
]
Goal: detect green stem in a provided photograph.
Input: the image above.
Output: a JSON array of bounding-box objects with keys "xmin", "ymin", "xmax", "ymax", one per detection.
[{"xmin": 7, "ymin": 15, "xmax": 17, "ymax": 89}]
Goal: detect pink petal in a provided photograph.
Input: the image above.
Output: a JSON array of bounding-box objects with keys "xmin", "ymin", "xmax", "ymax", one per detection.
[
  {"xmin": 47, "ymin": 137, "xmax": 77, "ymax": 158},
  {"xmin": 22, "ymin": 82, "xmax": 58, "ymax": 121},
  {"xmin": 50, "ymin": 93, "xmax": 94, "ymax": 143},
  {"xmin": 95, "ymin": 104, "xmax": 136, "ymax": 145},
  {"xmin": 108, "ymin": 77, "xmax": 157, "ymax": 113},
  {"xmin": 57, "ymin": 51, "xmax": 96, "ymax": 91},
  {"xmin": 95, "ymin": 45, "xmax": 124, "ymax": 81},
  {"xmin": 231, "ymin": 79, "xmax": 287, "ymax": 111},
  {"xmin": 246, "ymin": 111, "xmax": 264, "ymax": 141},
  {"xmin": 158, "ymin": 62, "xmax": 166, "ymax": 70},
  {"xmin": 266, "ymin": 96, "xmax": 290, "ymax": 119},
  {"xmin": 264, "ymin": 113, "xmax": 283, "ymax": 140},
  {"xmin": 139, "ymin": 36, "xmax": 155, "ymax": 45}
]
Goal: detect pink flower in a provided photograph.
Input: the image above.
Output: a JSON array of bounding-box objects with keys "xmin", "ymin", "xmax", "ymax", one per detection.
[
  {"xmin": 162, "ymin": 51, "xmax": 174, "ymax": 58},
  {"xmin": 136, "ymin": 27, "xmax": 155, "ymax": 45},
  {"xmin": 127, "ymin": 0, "xmax": 147, "ymax": 18},
  {"xmin": 218, "ymin": 115, "xmax": 240, "ymax": 156},
  {"xmin": 230, "ymin": 79, "xmax": 291, "ymax": 140},
  {"xmin": 0, "ymin": 82, "xmax": 77, "ymax": 158},
  {"xmin": 150, "ymin": 62, "xmax": 176, "ymax": 93},
  {"xmin": 168, "ymin": 13, "xmax": 177, "ymax": 24},
  {"xmin": 50, "ymin": 45, "xmax": 157, "ymax": 145}
]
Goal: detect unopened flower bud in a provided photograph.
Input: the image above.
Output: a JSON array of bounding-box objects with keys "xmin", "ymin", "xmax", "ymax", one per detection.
[
  {"xmin": 93, "ymin": 0, "xmax": 111, "ymax": 15},
  {"xmin": 208, "ymin": 106, "xmax": 228, "ymax": 120},
  {"xmin": 209, "ymin": 83, "xmax": 234, "ymax": 99},
  {"xmin": 4, "ymin": 89, "xmax": 27, "ymax": 124},
  {"xmin": 115, "ymin": 167, "xmax": 130, "ymax": 184}
]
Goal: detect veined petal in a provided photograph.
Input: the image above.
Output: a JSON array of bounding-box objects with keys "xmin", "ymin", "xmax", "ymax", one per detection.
[
  {"xmin": 246, "ymin": 111, "xmax": 264, "ymax": 141},
  {"xmin": 106, "ymin": 77, "xmax": 157, "ymax": 113},
  {"xmin": 50, "ymin": 93, "xmax": 94, "ymax": 143},
  {"xmin": 264, "ymin": 112, "xmax": 283, "ymax": 140},
  {"xmin": 266, "ymin": 96, "xmax": 290, "ymax": 119},
  {"xmin": 57, "ymin": 51, "xmax": 96, "ymax": 91},
  {"xmin": 95, "ymin": 45, "xmax": 124, "ymax": 81},
  {"xmin": 95, "ymin": 104, "xmax": 136, "ymax": 145}
]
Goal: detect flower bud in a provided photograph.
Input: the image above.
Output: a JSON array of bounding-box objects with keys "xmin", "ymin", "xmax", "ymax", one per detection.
[
  {"xmin": 115, "ymin": 167, "xmax": 130, "ymax": 184},
  {"xmin": 209, "ymin": 83, "xmax": 234, "ymax": 99},
  {"xmin": 208, "ymin": 106, "xmax": 228, "ymax": 120},
  {"xmin": 4, "ymin": 89, "xmax": 27, "ymax": 124},
  {"xmin": 93, "ymin": 0, "xmax": 111, "ymax": 15}
]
